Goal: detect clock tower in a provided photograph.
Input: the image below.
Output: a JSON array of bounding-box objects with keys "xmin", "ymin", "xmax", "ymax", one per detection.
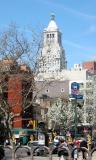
[{"xmin": 38, "ymin": 15, "xmax": 67, "ymax": 76}]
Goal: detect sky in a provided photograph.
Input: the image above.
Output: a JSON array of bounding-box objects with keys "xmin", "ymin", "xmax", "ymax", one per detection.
[{"xmin": 0, "ymin": 0, "xmax": 96, "ymax": 69}]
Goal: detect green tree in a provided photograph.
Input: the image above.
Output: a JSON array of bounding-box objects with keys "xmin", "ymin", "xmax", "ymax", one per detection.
[{"xmin": 47, "ymin": 98, "xmax": 83, "ymax": 132}]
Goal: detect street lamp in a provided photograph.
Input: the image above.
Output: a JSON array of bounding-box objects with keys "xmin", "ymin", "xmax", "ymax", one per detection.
[
  {"xmin": 70, "ymin": 97, "xmax": 78, "ymax": 138},
  {"xmin": 70, "ymin": 82, "xmax": 80, "ymax": 138}
]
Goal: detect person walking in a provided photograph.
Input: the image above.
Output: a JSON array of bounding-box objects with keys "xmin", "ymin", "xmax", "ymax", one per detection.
[
  {"xmin": 80, "ymin": 138, "xmax": 88, "ymax": 160},
  {"xmin": 0, "ymin": 116, "xmax": 7, "ymax": 159},
  {"xmin": 71, "ymin": 145, "xmax": 78, "ymax": 160},
  {"xmin": 71, "ymin": 139, "xmax": 79, "ymax": 160},
  {"xmin": 58, "ymin": 138, "xmax": 69, "ymax": 160}
]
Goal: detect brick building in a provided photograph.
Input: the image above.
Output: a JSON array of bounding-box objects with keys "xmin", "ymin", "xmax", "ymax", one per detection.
[
  {"xmin": 8, "ymin": 75, "xmax": 23, "ymax": 128},
  {"xmin": 82, "ymin": 61, "xmax": 96, "ymax": 74},
  {"xmin": 0, "ymin": 60, "xmax": 37, "ymax": 129}
]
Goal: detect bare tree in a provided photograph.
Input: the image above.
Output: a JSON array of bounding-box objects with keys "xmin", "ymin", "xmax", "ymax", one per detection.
[{"xmin": 0, "ymin": 23, "xmax": 42, "ymax": 141}]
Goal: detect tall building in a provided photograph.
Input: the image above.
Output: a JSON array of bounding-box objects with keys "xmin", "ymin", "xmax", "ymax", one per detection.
[
  {"xmin": 37, "ymin": 15, "xmax": 67, "ymax": 77},
  {"xmin": 35, "ymin": 15, "xmax": 95, "ymax": 126}
]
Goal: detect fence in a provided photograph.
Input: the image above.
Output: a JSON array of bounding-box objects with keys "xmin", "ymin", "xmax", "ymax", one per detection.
[{"xmin": 3, "ymin": 145, "xmax": 96, "ymax": 160}]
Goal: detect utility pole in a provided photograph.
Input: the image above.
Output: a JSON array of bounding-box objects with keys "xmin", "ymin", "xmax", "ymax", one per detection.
[
  {"xmin": 74, "ymin": 99, "xmax": 78, "ymax": 138},
  {"xmin": 71, "ymin": 82, "xmax": 80, "ymax": 138},
  {"xmin": 70, "ymin": 97, "xmax": 77, "ymax": 138}
]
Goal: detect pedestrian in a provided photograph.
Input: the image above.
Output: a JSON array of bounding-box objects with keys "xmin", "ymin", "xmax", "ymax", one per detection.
[
  {"xmin": 80, "ymin": 138, "xmax": 88, "ymax": 160},
  {"xmin": 0, "ymin": 116, "xmax": 7, "ymax": 159},
  {"xmin": 58, "ymin": 138, "xmax": 69, "ymax": 160},
  {"xmin": 0, "ymin": 146, "xmax": 5, "ymax": 160},
  {"xmin": 71, "ymin": 145, "xmax": 78, "ymax": 160}
]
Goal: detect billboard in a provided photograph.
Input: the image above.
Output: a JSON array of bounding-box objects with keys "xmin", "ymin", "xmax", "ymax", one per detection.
[
  {"xmin": 71, "ymin": 82, "xmax": 79, "ymax": 96},
  {"xmin": 38, "ymin": 133, "xmax": 45, "ymax": 145},
  {"xmin": 70, "ymin": 82, "xmax": 83, "ymax": 104}
]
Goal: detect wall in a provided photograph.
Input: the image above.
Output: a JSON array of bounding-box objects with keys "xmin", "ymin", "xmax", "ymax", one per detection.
[
  {"xmin": 83, "ymin": 61, "xmax": 96, "ymax": 74},
  {"xmin": 8, "ymin": 75, "xmax": 22, "ymax": 128}
]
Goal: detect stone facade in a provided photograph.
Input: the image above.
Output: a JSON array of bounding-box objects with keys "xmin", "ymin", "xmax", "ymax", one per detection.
[
  {"xmin": 34, "ymin": 80, "xmax": 69, "ymax": 99},
  {"xmin": 37, "ymin": 15, "xmax": 67, "ymax": 78}
]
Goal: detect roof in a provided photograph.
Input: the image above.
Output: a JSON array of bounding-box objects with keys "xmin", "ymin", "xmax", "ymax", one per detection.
[{"xmin": 46, "ymin": 14, "xmax": 58, "ymax": 31}]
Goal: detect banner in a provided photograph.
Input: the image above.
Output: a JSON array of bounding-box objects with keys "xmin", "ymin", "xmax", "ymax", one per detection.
[{"xmin": 71, "ymin": 82, "xmax": 79, "ymax": 96}]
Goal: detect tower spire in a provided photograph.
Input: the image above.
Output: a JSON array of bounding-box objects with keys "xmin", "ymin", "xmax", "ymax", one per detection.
[{"xmin": 50, "ymin": 13, "xmax": 55, "ymax": 21}]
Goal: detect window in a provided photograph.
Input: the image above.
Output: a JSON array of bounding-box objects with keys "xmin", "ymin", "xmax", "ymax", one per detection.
[
  {"xmin": 46, "ymin": 89, "xmax": 49, "ymax": 93},
  {"xmin": 61, "ymin": 88, "xmax": 65, "ymax": 92},
  {"xmin": 86, "ymin": 82, "xmax": 92, "ymax": 88},
  {"xmin": 47, "ymin": 34, "xmax": 49, "ymax": 38},
  {"xmin": 52, "ymin": 34, "xmax": 54, "ymax": 38}
]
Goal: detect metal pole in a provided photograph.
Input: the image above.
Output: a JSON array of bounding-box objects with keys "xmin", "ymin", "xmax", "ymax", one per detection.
[{"xmin": 74, "ymin": 99, "xmax": 77, "ymax": 138}]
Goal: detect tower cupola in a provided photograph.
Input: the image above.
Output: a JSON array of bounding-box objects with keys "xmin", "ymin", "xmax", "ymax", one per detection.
[{"xmin": 47, "ymin": 14, "xmax": 59, "ymax": 31}]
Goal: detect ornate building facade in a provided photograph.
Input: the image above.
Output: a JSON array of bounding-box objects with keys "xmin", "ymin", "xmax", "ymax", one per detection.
[{"xmin": 37, "ymin": 15, "xmax": 67, "ymax": 80}]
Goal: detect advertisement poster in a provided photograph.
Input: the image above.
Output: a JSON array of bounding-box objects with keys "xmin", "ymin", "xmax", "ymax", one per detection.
[{"xmin": 38, "ymin": 133, "xmax": 45, "ymax": 145}]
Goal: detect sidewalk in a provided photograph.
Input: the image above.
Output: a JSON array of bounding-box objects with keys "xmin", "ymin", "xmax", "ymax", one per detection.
[
  {"xmin": 16, "ymin": 156, "xmax": 59, "ymax": 160},
  {"xmin": 17, "ymin": 152, "xmax": 96, "ymax": 160}
]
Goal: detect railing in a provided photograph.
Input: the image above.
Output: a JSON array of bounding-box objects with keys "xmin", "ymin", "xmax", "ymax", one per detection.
[
  {"xmin": 72, "ymin": 147, "xmax": 91, "ymax": 160},
  {"xmin": 14, "ymin": 145, "xmax": 32, "ymax": 159},
  {"xmin": 50, "ymin": 146, "xmax": 71, "ymax": 160},
  {"xmin": 32, "ymin": 146, "xmax": 51, "ymax": 160},
  {"xmin": 2, "ymin": 145, "xmax": 96, "ymax": 159}
]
